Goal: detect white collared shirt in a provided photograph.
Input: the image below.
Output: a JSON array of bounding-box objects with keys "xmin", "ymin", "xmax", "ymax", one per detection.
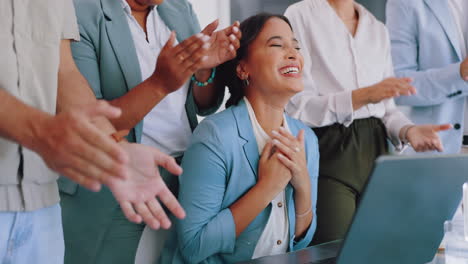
[
  {"xmin": 285, "ymin": 0, "xmax": 412, "ymax": 146},
  {"xmin": 244, "ymin": 98, "xmax": 290, "ymax": 259},
  {"xmin": 448, "ymin": 0, "xmax": 468, "ymax": 136},
  {"xmin": 121, "ymin": 0, "xmax": 192, "ymax": 157}
]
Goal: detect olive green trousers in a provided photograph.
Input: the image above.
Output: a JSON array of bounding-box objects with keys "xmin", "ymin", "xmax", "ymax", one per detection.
[{"xmin": 311, "ymin": 118, "xmax": 389, "ymax": 245}]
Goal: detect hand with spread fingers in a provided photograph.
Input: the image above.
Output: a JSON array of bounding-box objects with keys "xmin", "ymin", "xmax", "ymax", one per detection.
[
  {"xmin": 150, "ymin": 31, "xmax": 211, "ymax": 95},
  {"xmin": 198, "ymin": 19, "xmax": 242, "ymax": 70},
  {"xmin": 271, "ymin": 127, "xmax": 310, "ymax": 192},
  {"xmin": 105, "ymin": 142, "xmax": 186, "ymax": 230},
  {"xmin": 405, "ymin": 124, "xmax": 452, "ymax": 152},
  {"xmin": 367, "ymin": 77, "xmax": 417, "ymax": 103},
  {"xmin": 352, "ymin": 77, "xmax": 417, "ymax": 110}
]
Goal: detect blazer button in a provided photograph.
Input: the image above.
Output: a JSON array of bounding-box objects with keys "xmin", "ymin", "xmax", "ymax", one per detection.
[
  {"xmin": 454, "ymin": 123, "xmax": 461, "ymax": 130},
  {"xmin": 277, "ymin": 202, "xmax": 283, "ymax": 208},
  {"xmin": 277, "ymin": 240, "xmax": 282, "ymax": 245}
]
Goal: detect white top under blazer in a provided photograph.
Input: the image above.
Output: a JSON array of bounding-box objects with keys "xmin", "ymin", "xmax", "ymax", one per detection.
[{"xmin": 285, "ymin": 0, "xmax": 412, "ymax": 148}]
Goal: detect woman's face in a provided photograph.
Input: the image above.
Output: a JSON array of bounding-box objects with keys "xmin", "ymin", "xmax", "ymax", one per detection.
[{"xmin": 239, "ymin": 18, "xmax": 304, "ymax": 99}]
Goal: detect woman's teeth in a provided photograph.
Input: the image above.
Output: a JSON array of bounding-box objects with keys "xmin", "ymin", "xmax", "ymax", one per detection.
[{"xmin": 281, "ymin": 67, "xmax": 299, "ymax": 74}]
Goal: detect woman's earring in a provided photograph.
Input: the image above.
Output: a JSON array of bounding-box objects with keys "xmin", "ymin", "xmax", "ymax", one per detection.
[{"xmin": 243, "ymin": 77, "xmax": 250, "ymax": 87}]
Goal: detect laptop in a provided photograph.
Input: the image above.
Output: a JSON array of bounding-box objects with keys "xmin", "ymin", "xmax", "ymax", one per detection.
[{"xmin": 242, "ymin": 154, "xmax": 468, "ymax": 264}]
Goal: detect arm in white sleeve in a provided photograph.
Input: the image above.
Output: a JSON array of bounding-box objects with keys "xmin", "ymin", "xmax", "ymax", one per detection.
[
  {"xmin": 285, "ymin": 5, "xmax": 355, "ymax": 128},
  {"xmin": 381, "ymin": 29, "xmax": 413, "ymax": 150}
]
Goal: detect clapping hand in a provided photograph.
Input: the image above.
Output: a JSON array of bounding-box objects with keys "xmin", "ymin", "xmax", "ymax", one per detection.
[
  {"xmin": 151, "ymin": 31, "xmax": 211, "ymax": 94},
  {"xmin": 198, "ymin": 19, "xmax": 242, "ymax": 70},
  {"xmin": 353, "ymin": 77, "xmax": 417, "ymax": 110},
  {"xmin": 106, "ymin": 143, "xmax": 185, "ymax": 229},
  {"xmin": 366, "ymin": 77, "xmax": 417, "ymax": 104},
  {"xmin": 32, "ymin": 101, "xmax": 129, "ymax": 191}
]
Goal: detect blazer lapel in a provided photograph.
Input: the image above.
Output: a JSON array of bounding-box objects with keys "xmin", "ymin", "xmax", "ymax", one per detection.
[
  {"xmin": 158, "ymin": 5, "xmax": 187, "ymax": 43},
  {"xmin": 285, "ymin": 184, "xmax": 295, "ymax": 241},
  {"xmin": 232, "ymin": 105, "xmax": 302, "ymax": 180},
  {"xmin": 233, "ymin": 100, "xmax": 260, "ymax": 179},
  {"xmin": 102, "ymin": 0, "xmax": 142, "ymax": 91},
  {"xmin": 157, "ymin": 2, "xmax": 201, "ymax": 42},
  {"xmin": 425, "ymin": 0, "xmax": 462, "ymax": 60},
  {"xmin": 285, "ymin": 115, "xmax": 300, "ymax": 240}
]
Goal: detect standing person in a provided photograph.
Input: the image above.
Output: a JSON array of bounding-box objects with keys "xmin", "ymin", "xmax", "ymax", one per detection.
[
  {"xmin": 386, "ymin": 0, "xmax": 468, "ymax": 154},
  {"xmin": 0, "ymin": 0, "xmax": 190, "ymax": 263},
  {"xmin": 161, "ymin": 13, "xmax": 318, "ymax": 263},
  {"xmin": 285, "ymin": 0, "xmax": 451, "ymax": 245},
  {"xmin": 387, "ymin": 0, "xmax": 468, "ymax": 249},
  {"xmin": 60, "ymin": 0, "xmax": 242, "ymax": 263}
]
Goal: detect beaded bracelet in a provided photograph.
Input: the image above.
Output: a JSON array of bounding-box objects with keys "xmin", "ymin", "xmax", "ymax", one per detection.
[{"xmin": 191, "ymin": 68, "xmax": 216, "ymax": 87}]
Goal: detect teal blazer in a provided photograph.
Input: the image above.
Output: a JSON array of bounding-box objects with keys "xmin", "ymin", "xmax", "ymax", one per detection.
[
  {"xmin": 59, "ymin": 0, "xmax": 222, "ymax": 263},
  {"xmin": 71, "ymin": 0, "xmax": 222, "ymax": 143},
  {"xmin": 387, "ymin": 0, "xmax": 468, "ymax": 154},
  {"xmin": 161, "ymin": 99, "xmax": 319, "ymax": 263}
]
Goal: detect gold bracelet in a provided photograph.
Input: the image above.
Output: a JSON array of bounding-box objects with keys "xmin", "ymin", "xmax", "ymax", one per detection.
[{"xmin": 295, "ymin": 207, "xmax": 312, "ymax": 218}]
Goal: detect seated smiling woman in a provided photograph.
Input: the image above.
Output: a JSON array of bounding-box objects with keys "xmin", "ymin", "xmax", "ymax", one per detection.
[{"xmin": 160, "ymin": 13, "xmax": 319, "ymax": 264}]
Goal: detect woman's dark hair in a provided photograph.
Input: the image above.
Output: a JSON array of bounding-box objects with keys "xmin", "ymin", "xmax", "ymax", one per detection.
[{"xmin": 217, "ymin": 13, "xmax": 293, "ymax": 108}]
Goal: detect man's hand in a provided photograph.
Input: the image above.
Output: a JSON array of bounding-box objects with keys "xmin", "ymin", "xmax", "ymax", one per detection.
[
  {"xmin": 30, "ymin": 101, "xmax": 129, "ymax": 191},
  {"xmin": 106, "ymin": 143, "xmax": 186, "ymax": 230},
  {"xmin": 198, "ymin": 20, "xmax": 242, "ymax": 70}
]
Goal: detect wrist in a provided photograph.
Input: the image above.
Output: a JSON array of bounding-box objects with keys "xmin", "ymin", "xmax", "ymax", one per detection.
[
  {"xmin": 25, "ymin": 111, "xmax": 53, "ymax": 151},
  {"xmin": 294, "ymin": 189, "xmax": 312, "ymax": 217},
  {"xmin": 147, "ymin": 76, "xmax": 170, "ymax": 98},
  {"xmin": 250, "ymin": 183, "xmax": 278, "ymax": 208},
  {"xmin": 192, "ymin": 68, "xmax": 216, "ymax": 88},
  {"xmin": 352, "ymin": 88, "xmax": 370, "ymax": 110},
  {"xmin": 294, "ymin": 184, "xmax": 311, "ymax": 199},
  {"xmin": 295, "ymin": 206, "xmax": 312, "ymax": 218},
  {"xmin": 194, "ymin": 69, "xmax": 212, "ymax": 83},
  {"xmin": 255, "ymin": 178, "xmax": 282, "ymax": 199},
  {"xmin": 399, "ymin": 124, "xmax": 416, "ymax": 143}
]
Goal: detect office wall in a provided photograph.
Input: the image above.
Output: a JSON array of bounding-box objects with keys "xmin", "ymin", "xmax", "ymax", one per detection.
[
  {"xmin": 189, "ymin": 0, "xmax": 388, "ymax": 33},
  {"xmin": 356, "ymin": 0, "xmax": 387, "ymax": 22},
  {"xmin": 230, "ymin": 0, "xmax": 300, "ymax": 22},
  {"xmin": 188, "ymin": 0, "xmax": 231, "ymax": 28},
  {"xmin": 230, "ymin": 0, "xmax": 387, "ymax": 23}
]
